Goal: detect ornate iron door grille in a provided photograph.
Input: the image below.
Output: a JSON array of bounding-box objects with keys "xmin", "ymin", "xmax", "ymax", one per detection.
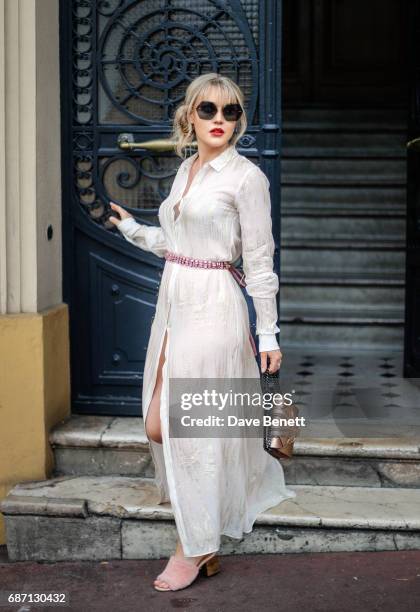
[{"xmin": 60, "ymin": 0, "xmax": 282, "ymax": 414}]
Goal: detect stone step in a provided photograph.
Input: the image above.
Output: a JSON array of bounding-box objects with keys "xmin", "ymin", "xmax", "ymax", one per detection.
[
  {"xmin": 282, "ymin": 131, "xmax": 407, "ymax": 158},
  {"xmin": 278, "ymin": 310, "xmax": 404, "ymax": 349},
  {"xmin": 282, "ymin": 204, "xmax": 405, "ymax": 218},
  {"xmin": 2, "ymin": 475, "xmax": 420, "ymax": 560},
  {"xmin": 279, "ymin": 322, "xmax": 404, "ymax": 350},
  {"xmin": 282, "ymin": 237, "xmax": 404, "ymax": 250},
  {"xmin": 281, "ymin": 159, "xmax": 406, "ymax": 186},
  {"xmin": 281, "ymin": 246, "xmax": 404, "ymax": 272},
  {"xmin": 287, "ymin": 432, "xmax": 420, "ymax": 488},
  {"xmin": 280, "ymin": 305, "xmax": 404, "ymax": 325},
  {"xmin": 281, "ymin": 269, "xmax": 405, "ymax": 286},
  {"xmin": 280, "ymin": 272, "xmax": 405, "ymax": 314},
  {"xmin": 50, "ymin": 415, "xmax": 153, "ymax": 478},
  {"xmin": 281, "ymin": 186, "xmax": 406, "ymax": 212},
  {"xmin": 283, "ymin": 108, "xmax": 407, "ymax": 131},
  {"xmin": 282, "ymin": 216, "xmax": 405, "ymax": 241},
  {"xmin": 48, "ymin": 417, "xmax": 420, "ymax": 488},
  {"xmin": 280, "ymin": 283, "xmax": 404, "ymax": 309}
]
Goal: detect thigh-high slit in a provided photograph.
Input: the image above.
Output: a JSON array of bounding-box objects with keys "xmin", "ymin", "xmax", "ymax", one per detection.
[{"xmin": 144, "ymin": 329, "xmax": 168, "ymax": 444}]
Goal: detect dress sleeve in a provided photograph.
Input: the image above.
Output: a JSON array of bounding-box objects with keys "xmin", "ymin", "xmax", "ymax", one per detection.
[
  {"xmin": 258, "ymin": 333, "xmax": 280, "ymax": 352},
  {"xmin": 117, "ymin": 216, "xmax": 167, "ymax": 258},
  {"xmin": 234, "ymin": 165, "xmax": 281, "ymax": 341}
]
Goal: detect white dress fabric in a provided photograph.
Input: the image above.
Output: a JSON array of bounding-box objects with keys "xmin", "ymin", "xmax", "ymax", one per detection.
[{"xmin": 118, "ymin": 144, "xmax": 296, "ymax": 556}]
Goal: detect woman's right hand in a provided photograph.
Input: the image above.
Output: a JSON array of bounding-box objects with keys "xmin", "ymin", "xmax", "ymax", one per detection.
[{"xmin": 109, "ymin": 202, "xmax": 134, "ymax": 228}]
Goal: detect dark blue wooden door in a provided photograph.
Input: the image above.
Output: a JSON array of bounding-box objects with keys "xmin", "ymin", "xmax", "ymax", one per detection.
[{"xmin": 60, "ymin": 0, "xmax": 282, "ymax": 415}]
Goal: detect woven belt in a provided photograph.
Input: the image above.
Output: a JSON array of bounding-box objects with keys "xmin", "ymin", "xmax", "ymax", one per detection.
[{"xmin": 163, "ymin": 250, "xmax": 256, "ymax": 356}]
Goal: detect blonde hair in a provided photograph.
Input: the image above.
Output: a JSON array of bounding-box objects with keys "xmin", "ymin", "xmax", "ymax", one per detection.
[{"xmin": 170, "ymin": 73, "xmax": 247, "ymax": 158}]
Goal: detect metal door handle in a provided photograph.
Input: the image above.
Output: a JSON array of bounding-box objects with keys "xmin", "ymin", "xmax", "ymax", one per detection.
[
  {"xmin": 406, "ymin": 136, "xmax": 420, "ymax": 150},
  {"xmin": 118, "ymin": 134, "xmax": 197, "ymax": 152}
]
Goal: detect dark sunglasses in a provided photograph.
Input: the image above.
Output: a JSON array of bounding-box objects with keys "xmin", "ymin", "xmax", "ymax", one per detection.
[{"xmin": 195, "ymin": 100, "xmax": 243, "ymax": 122}]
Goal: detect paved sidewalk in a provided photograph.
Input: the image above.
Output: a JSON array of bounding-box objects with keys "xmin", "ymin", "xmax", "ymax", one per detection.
[{"xmin": 0, "ymin": 546, "xmax": 419, "ymax": 612}]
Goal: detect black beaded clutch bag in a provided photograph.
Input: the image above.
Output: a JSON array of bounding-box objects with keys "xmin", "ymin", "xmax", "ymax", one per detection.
[{"xmin": 260, "ymin": 369, "xmax": 299, "ymax": 460}]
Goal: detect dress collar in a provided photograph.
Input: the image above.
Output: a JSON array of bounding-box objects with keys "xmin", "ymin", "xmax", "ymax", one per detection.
[{"xmin": 182, "ymin": 144, "xmax": 238, "ymax": 173}]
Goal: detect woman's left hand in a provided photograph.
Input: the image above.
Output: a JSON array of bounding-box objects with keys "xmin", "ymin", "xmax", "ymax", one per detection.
[{"xmin": 260, "ymin": 349, "xmax": 282, "ymax": 374}]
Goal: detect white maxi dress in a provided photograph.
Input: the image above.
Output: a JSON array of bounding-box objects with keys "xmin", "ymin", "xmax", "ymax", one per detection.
[{"xmin": 118, "ymin": 144, "xmax": 296, "ymax": 556}]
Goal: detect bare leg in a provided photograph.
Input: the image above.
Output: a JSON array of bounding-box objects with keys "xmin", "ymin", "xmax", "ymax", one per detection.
[
  {"xmin": 144, "ymin": 330, "xmax": 168, "ymax": 444},
  {"xmin": 146, "ymin": 331, "xmax": 217, "ymax": 588}
]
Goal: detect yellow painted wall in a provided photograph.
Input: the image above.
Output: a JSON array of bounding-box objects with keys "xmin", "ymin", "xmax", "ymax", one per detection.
[{"xmin": 0, "ymin": 304, "xmax": 71, "ymax": 544}]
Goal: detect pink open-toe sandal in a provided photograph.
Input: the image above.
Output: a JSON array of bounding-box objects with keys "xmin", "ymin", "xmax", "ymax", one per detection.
[{"xmin": 154, "ymin": 552, "xmax": 220, "ymax": 591}]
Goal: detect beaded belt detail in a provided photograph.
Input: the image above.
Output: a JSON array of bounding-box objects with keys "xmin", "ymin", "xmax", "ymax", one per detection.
[
  {"xmin": 163, "ymin": 250, "xmax": 257, "ymax": 356},
  {"xmin": 164, "ymin": 250, "xmax": 246, "ymax": 287},
  {"xmin": 165, "ymin": 251, "xmax": 229, "ymax": 269}
]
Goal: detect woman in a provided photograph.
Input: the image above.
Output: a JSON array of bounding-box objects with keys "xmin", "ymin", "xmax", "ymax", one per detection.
[{"xmin": 109, "ymin": 73, "xmax": 296, "ymax": 591}]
